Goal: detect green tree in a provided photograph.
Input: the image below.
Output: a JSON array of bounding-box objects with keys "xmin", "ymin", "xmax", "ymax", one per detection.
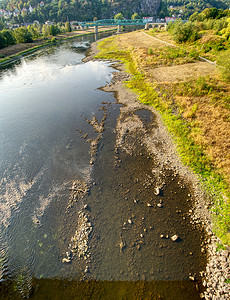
[
  {"xmin": 27, "ymin": 25, "xmax": 40, "ymax": 39},
  {"xmin": 65, "ymin": 21, "xmax": 71, "ymax": 32},
  {"xmin": 114, "ymin": 13, "xmax": 124, "ymax": 20},
  {"xmin": 42, "ymin": 24, "xmax": 50, "ymax": 36},
  {"xmin": 173, "ymin": 20, "xmax": 199, "ymax": 43},
  {"xmin": 0, "ymin": 32, "xmax": 6, "ymax": 49},
  {"xmin": 131, "ymin": 13, "xmax": 139, "ymax": 20},
  {"xmin": 50, "ymin": 24, "xmax": 60, "ymax": 36},
  {"xmin": 14, "ymin": 27, "xmax": 33, "ymax": 43},
  {"xmin": 1, "ymin": 30, "xmax": 15, "ymax": 46}
]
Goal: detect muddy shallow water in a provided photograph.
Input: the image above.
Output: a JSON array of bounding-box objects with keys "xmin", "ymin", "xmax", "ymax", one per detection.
[{"xmin": 0, "ymin": 33, "xmax": 207, "ymax": 299}]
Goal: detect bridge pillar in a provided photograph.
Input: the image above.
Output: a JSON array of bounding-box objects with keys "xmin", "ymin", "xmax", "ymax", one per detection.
[
  {"xmin": 145, "ymin": 23, "xmax": 149, "ymax": 30},
  {"xmin": 94, "ymin": 26, "xmax": 98, "ymax": 34},
  {"xmin": 117, "ymin": 25, "xmax": 122, "ymax": 33}
]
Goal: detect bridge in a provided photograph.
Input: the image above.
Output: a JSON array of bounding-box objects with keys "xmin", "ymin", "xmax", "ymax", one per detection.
[{"xmin": 78, "ymin": 19, "xmax": 166, "ymax": 33}]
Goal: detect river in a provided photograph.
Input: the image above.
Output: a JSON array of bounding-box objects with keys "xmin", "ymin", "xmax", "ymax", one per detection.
[{"xmin": 0, "ymin": 32, "xmax": 206, "ymax": 299}]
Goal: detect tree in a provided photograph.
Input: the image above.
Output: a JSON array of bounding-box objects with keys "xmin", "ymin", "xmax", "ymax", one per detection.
[
  {"xmin": 65, "ymin": 21, "xmax": 71, "ymax": 32},
  {"xmin": 27, "ymin": 25, "xmax": 40, "ymax": 39},
  {"xmin": 0, "ymin": 32, "xmax": 6, "ymax": 49},
  {"xmin": 51, "ymin": 25, "xmax": 61, "ymax": 36},
  {"xmin": 173, "ymin": 20, "xmax": 199, "ymax": 43},
  {"xmin": 1, "ymin": 30, "xmax": 15, "ymax": 46},
  {"xmin": 42, "ymin": 24, "xmax": 50, "ymax": 36},
  {"xmin": 114, "ymin": 13, "xmax": 124, "ymax": 20},
  {"xmin": 131, "ymin": 13, "xmax": 139, "ymax": 20},
  {"xmin": 13, "ymin": 27, "xmax": 33, "ymax": 43}
]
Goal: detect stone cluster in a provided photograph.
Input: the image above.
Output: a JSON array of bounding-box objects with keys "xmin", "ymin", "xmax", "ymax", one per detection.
[
  {"xmin": 201, "ymin": 234, "xmax": 230, "ymax": 299},
  {"xmin": 62, "ymin": 211, "xmax": 92, "ymax": 263}
]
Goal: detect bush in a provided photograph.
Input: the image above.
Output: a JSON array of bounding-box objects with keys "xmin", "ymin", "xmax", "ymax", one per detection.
[
  {"xmin": 13, "ymin": 27, "xmax": 33, "ymax": 43},
  {"xmin": 217, "ymin": 50, "xmax": 230, "ymax": 81},
  {"xmin": 1, "ymin": 30, "xmax": 15, "ymax": 46},
  {"xmin": 173, "ymin": 20, "xmax": 199, "ymax": 43},
  {"xmin": 148, "ymin": 47, "xmax": 153, "ymax": 55}
]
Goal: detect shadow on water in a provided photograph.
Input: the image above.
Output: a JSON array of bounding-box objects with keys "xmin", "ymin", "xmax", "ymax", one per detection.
[{"xmin": 0, "ymin": 279, "xmax": 203, "ymax": 299}]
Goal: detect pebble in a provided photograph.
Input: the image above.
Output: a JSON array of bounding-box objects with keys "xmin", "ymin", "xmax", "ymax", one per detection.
[
  {"xmin": 154, "ymin": 187, "xmax": 160, "ymax": 195},
  {"xmin": 170, "ymin": 234, "xmax": 179, "ymax": 242},
  {"xmin": 62, "ymin": 258, "xmax": 71, "ymax": 263}
]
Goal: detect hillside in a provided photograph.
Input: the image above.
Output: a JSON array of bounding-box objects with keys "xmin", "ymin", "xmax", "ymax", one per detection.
[
  {"xmin": 0, "ymin": 0, "xmax": 229, "ymax": 23},
  {"xmin": 0, "ymin": 0, "xmax": 160, "ymax": 23},
  {"xmin": 159, "ymin": 0, "xmax": 229, "ymax": 18}
]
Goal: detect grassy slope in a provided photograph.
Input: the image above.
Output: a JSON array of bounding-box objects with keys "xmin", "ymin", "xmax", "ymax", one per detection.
[{"xmin": 95, "ymin": 31, "xmax": 230, "ymax": 246}]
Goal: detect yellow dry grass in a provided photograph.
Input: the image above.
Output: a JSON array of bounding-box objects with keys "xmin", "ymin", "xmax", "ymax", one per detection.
[{"xmin": 150, "ymin": 62, "xmax": 216, "ymax": 83}]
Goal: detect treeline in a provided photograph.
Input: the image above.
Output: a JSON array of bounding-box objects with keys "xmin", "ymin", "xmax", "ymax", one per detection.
[
  {"xmin": 159, "ymin": 0, "xmax": 228, "ymax": 19},
  {"xmin": 1, "ymin": 0, "xmax": 143, "ymax": 24},
  {"xmin": 167, "ymin": 8, "xmax": 230, "ymax": 43},
  {"xmin": 0, "ymin": 22, "xmax": 70, "ymax": 49},
  {"xmin": 0, "ymin": 0, "xmax": 229, "ymax": 24}
]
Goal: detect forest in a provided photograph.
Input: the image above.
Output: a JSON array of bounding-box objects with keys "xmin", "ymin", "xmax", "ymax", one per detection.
[{"xmin": 0, "ymin": 0, "xmax": 229, "ymax": 24}]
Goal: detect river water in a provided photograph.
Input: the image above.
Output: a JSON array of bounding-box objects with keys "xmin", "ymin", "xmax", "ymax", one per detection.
[{"xmin": 0, "ymin": 33, "xmax": 206, "ymax": 299}]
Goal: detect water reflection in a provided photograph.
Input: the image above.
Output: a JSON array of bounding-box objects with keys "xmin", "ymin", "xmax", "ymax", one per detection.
[{"xmin": 0, "ymin": 34, "xmax": 116, "ymax": 284}]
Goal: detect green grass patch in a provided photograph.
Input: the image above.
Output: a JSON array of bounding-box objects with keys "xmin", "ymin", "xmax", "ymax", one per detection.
[{"xmin": 96, "ymin": 36, "xmax": 230, "ymax": 245}]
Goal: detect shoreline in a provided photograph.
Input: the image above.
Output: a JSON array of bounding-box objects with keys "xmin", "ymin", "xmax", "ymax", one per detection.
[
  {"xmin": 0, "ymin": 27, "xmax": 116, "ymax": 67},
  {"xmin": 86, "ymin": 35, "xmax": 230, "ymax": 299}
]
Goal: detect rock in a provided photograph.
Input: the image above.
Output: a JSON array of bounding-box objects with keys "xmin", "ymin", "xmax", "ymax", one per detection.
[
  {"xmin": 154, "ymin": 187, "xmax": 160, "ymax": 195},
  {"xmin": 171, "ymin": 234, "xmax": 179, "ymax": 242},
  {"xmin": 84, "ymin": 204, "xmax": 88, "ymax": 209},
  {"xmin": 128, "ymin": 219, "xmax": 132, "ymax": 224},
  {"xmin": 157, "ymin": 203, "xmax": 163, "ymax": 208},
  {"xmin": 189, "ymin": 275, "xmax": 195, "ymax": 281},
  {"xmin": 85, "ymin": 266, "xmax": 89, "ymax": 273},
  {"xmin": 140, "ymin": 234, "xmax": 144, "ymax": 238},
  {"xmin": 147, "ymin": 203, "xmax": 152, "ymax": 207},
  {"xmin": 119, "ymin": 240, "xmax": 126, "ymax": 252},
  {"xmin": 160, "ymin": 234, "xmax": 164, "ymax": 239},
  {"xmin": 62, "ymin": 258, "xmax": 71, "ymax": 263}
]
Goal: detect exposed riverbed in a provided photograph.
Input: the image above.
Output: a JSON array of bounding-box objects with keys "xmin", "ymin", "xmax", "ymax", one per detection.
[{"xmin": 0, "ymin": 32, "xmax": 227, "ymax": 299}]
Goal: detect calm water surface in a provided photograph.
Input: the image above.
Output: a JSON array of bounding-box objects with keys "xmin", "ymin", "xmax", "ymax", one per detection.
[{"xmin": 0, "ymin": 33, "xmax": 206, "ymax": 299}]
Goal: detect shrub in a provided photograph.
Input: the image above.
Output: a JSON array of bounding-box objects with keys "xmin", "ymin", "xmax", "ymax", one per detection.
[
  {"xmin": 173, "ymin": 20, "xmax": 199, "ymax": 43},
  {"xmin": 1, "ymin": 30, "xmax": 15, "ymax": 46},
  {"xmin": 13, "ymin": 27, "xmax": 33, "ymax": 43},
  {"xmin": 148, "ymin": 47, "xmax": 153, "ymax": 55}
]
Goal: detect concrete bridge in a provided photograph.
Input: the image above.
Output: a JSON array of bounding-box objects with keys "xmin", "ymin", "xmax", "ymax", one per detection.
[{"xmin": 78, "ymin": 19, "xmax": 166, "ymax": 33}]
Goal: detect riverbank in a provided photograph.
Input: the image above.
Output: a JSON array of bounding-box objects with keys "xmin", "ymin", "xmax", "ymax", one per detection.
[
  {"xmin": 0, "ymin": 27, "xmax": 116, "ymax": 67},
  {"xmin": 87, "ymin": 30, "xmax": 230, "ymax": 299}
]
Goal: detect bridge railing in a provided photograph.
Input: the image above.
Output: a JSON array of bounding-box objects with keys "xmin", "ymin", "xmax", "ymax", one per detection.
[{"xmin": 78, "ymin": 19, "xmax": 147, "ymax": 27}]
